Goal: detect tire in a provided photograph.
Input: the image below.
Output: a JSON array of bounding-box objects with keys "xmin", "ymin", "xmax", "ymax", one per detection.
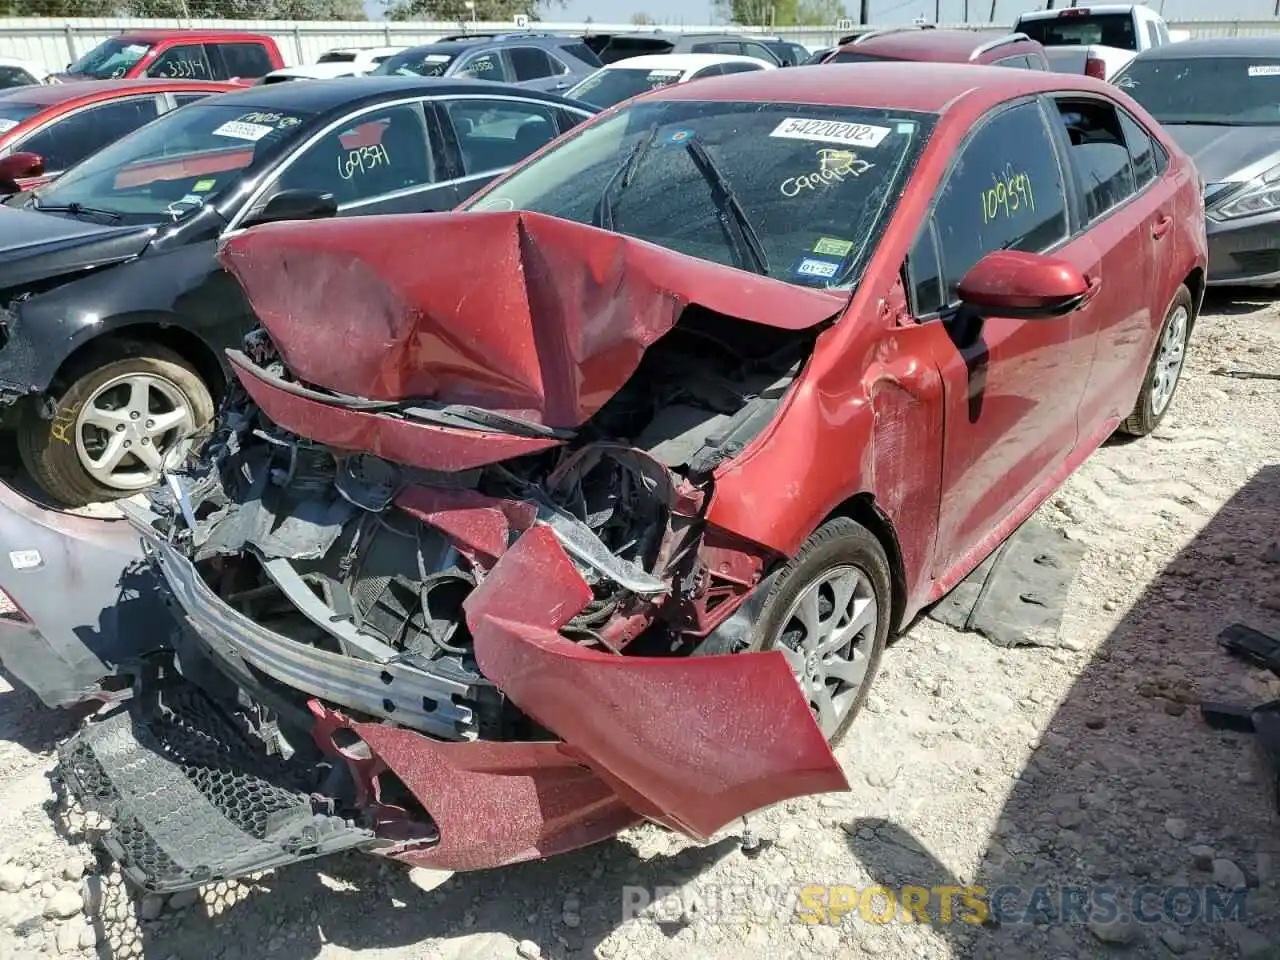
[
  {"xmin": 749, "ymin": 517, "xmax": 892, "ymax": 746},
  {"xmin": 17, "ymin": 341, "xmax": 215, "ymax": 507},
  {"xmin": 1119, "ymin": 285, "xmax": 1193, "ymax": 438}
]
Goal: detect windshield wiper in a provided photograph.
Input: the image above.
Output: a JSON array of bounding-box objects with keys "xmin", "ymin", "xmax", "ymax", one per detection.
[
  {"xmin": 681, "ymin": 138, "xmax": 770, "ymax": 276},
  {"xmin": 31, "ymin": 199, "xmax": 121, "ymax": 222},
  {"xmin": 594, "ymin": 124, "xmax": 660, "ymax": 230}
]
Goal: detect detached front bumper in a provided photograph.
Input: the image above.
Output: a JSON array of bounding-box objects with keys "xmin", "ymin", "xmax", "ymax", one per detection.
[{"xmin": 1206, "ymin": 211, "xmax": 1280, "ymax": 286}]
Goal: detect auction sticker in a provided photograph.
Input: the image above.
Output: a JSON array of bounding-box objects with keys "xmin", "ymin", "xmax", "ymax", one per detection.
[
  {"xmin": 1248, "ymin": 65, "xmax": 1280, "ymax": 77},
  {"xmin": 212, "ymin": 120, "xmax": 274, "ymax": 142},
  {"xmin": 0, "ymin": 119, "xmax": 19, "ymax": 134},
  {"xmin": 770, "ymin": 117, "xmax": 892, "ymax": 148},
  {"xmin": 813, "ymin": 237, "xmax": 854, "ymax": 257},
  {"xmin": 792, "ymin": 256, "xmax": 841, "ymax": 280},
  {"xmin": 8, "ymin": 549, "xmax": 42, "ymax": 571}
]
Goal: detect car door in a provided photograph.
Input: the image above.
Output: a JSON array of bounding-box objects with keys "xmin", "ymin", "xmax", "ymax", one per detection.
[
  {"xmin": 507, "ymin": 46, "xmax": 572, "ymax": 92},
  {"xmin": 144, "ymin": 43, "xmax": 212, "ymax": 80},
  {"xmin": 242, "ymin": 99, "xmax": 458, "ymax": 220},
  {"xmin": 9, "ymin": 95, "xmax": 161, "ymax": 189},
  {"xmin": 436, "ymin": 95, "xmax": 582, "ymax": 200},
  {"xmin": 1048, "ymin": 95, "xmax": 1166, "ymax": 434},
  {"xmin": 905, "ymin": 97, "xmax": 1101, "ymax": 582}
]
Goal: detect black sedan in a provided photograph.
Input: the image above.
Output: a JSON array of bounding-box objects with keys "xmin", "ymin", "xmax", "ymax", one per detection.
[{"xmin": 0, "ymin": 77, "xmax": 595, "ymax": 506}]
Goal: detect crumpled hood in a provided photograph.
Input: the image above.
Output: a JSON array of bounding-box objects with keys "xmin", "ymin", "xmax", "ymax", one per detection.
[
  {"xmin": 0, "ymin": 205, "xmax": 154, "ymax": 290},
  {"xmin": 217, "ymin": 210, "xmax": 847, "ymax": 429}
]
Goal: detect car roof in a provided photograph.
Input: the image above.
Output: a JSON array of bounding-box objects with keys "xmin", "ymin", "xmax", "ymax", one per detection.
[
  {"xmin": 397, "ymin": 34, "xmax": 578, "ymax": 54},
  {"xmin": 195, "ymin": 74, "xmax": 590, "ymax": 114},
  {"xmin": 1135, "ymin": 37, "xmax": 1280, "ymax": 60},
  {"xmin": 597, "ymin": 53, "xmax": 770, "ymax": 71},
  {"xmin": 848, "ymin": 29, "xmax": 1020, "ymax": 61},
  {"xmin": 0, "ymin": 77, "xmax": 234, "ymax": 107},
  {"xmin": 648, "ymin": 60, "xmax": 1108, "ymax": 113},
  {"xmin": 116, "ymin": 30, "xmax": 275, "ymax": 42}
]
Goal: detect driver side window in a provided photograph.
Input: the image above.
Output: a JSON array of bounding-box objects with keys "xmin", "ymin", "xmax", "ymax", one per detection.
[
  {"xmin": 909, "ymin": 99, "xmax": 1070, "ymax": 315},
  {"xmin": 456, "ymin": 51, "xmax": 508, "ymax": 82}
]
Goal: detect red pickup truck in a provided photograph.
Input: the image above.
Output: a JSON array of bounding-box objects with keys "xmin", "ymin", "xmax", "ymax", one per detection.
[{"xmin": 56, "ymin": 31, "xmax": 284, "ymax": 83}]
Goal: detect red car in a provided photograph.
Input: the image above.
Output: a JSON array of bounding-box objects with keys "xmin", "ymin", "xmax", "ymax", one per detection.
[
  {"xmin": 56, "ymin": 31, "xmax": 284, "ymax": 83},
  {"xmin": 4, "ymin": 62, "xmax": 1204, "ymax": 892},
  {"xmin": 825, "ymin": 26, "xmax": 1053, "ymax": 70},
  {"xmin": 0, "ymin": 79, "xmax": 238, "ymax": 192}
]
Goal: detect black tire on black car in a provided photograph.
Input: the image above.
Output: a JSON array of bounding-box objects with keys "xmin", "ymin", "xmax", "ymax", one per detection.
[{"xmin": 17, "ymin": 340, "xmax": 214, "ymax": 507}]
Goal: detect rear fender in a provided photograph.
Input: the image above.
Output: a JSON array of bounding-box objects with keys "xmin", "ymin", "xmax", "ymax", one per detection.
[
  {"xmin": 0, "ymin": 481, "xmax": 172, "ymax": 706},
  {"xmin": 462, "ymin": 525, "xmax": 849, "ymax": 839}
]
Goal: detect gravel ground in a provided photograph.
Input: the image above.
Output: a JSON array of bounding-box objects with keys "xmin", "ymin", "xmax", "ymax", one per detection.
[{"xmin": 0, "ymin": 291, "xmax": 1277, "ymax": 960}]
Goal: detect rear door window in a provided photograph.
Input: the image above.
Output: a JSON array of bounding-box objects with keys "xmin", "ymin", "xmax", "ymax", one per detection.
[
  {"xmin": 721, "ymin": 61, "xmax": 765, "ymax": 75},
  {"xmin": 210, "ymin": 42, "xmax": 274, "ymax": 79},
  {"xmin": 18, "ymin": 96, "xmax": 161, "ymax": 172},
  {"xmin": 1117, "ymin": 108, "xmax": 1157, "ymax": 191},
  {"xmin": 1054, "ymin": 98, "xmax": 1136, "ymax": 222},
  {"xmin": 509, "ymin": 46, "xmax": 558, "ymax": 81},
  {"xmin": 993, "ymin": 55, "xmax": 1032, "ymax": 69},
  {"xmin": 442, "ymin": 97, "xmax": 558, "ymax": 176},
  {"xmin": 926, "ymin": 100, "xmax": 1070, "ymax": 308},
  {"xmin": 559, "ymin": 42, "xmax": 603, "ymax": 68},
  {"xmin": 146, "ymin": 43, "xmax": 211, "ymax": 79}
]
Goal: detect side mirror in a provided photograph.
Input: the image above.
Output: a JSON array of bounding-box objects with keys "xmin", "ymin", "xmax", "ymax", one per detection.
[
  {"xmin": 0, "ymin": 151, "xmax": 44, "ymax": 195},
  {"xmin": 957, "ymin": 249, "xmax": 1090, "ymax": 320},
  {"xmin": 241, "ymin": 189, "xmax": 338, "ymax": 229}
]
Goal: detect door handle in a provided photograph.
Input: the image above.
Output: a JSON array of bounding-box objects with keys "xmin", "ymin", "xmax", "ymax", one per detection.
[{"xmin": 1152, "ymin": 214, "xmax": 1173, "ymax": 240}]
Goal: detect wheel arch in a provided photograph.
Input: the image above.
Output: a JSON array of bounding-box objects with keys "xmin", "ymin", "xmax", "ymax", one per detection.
[
  {"xmin": 1182, "ymin": 265, "xmax": 1205, "ymax": 330},
  {"xmin": 818, "ymin": 492, "xmax": 909, "ymax": 638}
]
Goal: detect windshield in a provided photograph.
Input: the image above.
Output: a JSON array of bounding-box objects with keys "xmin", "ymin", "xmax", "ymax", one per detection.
[
  {"xmin": 373, "ymin": 48, "xmax": 458, "ymax": 77},
  {"xmin": 1115, "ymin": 57, "xmax": 1280, "ymax": 126},
  {"xmin": 827, "ymin": 50, "xmax": 897, "ymax": 63},
  {"xmin": 568, "ymin": 66, "xmax": 686, "ymax": 109},
  {"xmin": 1018, "ymin": 13, "xmax": 1136, "ymax": 50},
  {"xmin": 317, "ymin": 51, "xmax": 357, "ymax": 63},
  {"xmin": 463, "ymin": 99, "xmax": 933, "ymax": 291},
  {"xmin": 67, "ymin": 37, "xmax": 152, "ymax": 79},
  {"xmin": 34, "ymin": 102, "xmax": 313, "ymax": 224},
  {"xmin": 0, "ymin": 103, "xmax": 41, "ymax": 135}
]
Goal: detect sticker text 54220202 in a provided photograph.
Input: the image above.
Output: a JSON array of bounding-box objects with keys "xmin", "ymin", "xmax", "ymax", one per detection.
[
  {"xmin": 981, "ymin": 163, "xmax": 1036, "ymax": 224},
  {"xmin": 770, "ymin": 117, "xmax": 893, "ymax": 149},
  {"xmin": 780, "ymin": 148, "xmax": 874, "ymax": 198}
]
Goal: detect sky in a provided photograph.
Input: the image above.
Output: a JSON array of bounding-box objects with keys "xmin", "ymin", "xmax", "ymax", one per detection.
[{"xmin": 370, "ymin": 1, "xmax": 1280, "ymax": 25}]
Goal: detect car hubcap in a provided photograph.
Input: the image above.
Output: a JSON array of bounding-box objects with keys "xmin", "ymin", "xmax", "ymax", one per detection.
[
  {"xmin": 1151, "ymin": 305, "xmax": 1188, "ymax": 416},
  {"xmin": 74, "ymin": 373, "xmax": 195, "ymax": 491},
  {"xmin": 773, "ymin": 565, "xmax": 878, "ymax": 738}
]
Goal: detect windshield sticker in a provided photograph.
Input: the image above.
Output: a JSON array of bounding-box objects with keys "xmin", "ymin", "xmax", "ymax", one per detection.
[
  {"xmin": 1248, "ymin": 65, "xmax": 1280, "ymax": 77},
  {"xmin": 982, "ymin": 164, "xmax": 1036, "ymax": 224},
  {"xmin": 8, "ymin": 549, "xmax": 42, "ymax": 571},
  {"xmin": 236, "ymin": 111, "xmax": 302, "ymax": 130},
  {"xmin": 647, "ymin": 69, "xmax": 683, "ymax": 80},
  {"xmin": 812, "ymin": 237, "xmax": 854, "ymax": 258},
  {"xmin": 339, "ymin": 144, "xmax": 391, "ymax": 181},
  {"xmin": 192, "ymin": 178, "xmax": 216, "ymax": 192},
  {"xmin": 770, "ymin": 117, "xmax": 892, "ymax": 149},
  {"xmin": 0, "ymin": 119, "xmax": 19, "ymax": 134},
  {"xmin": 662, "ymin": 128, "xmax": 695, "ymax": 146},
  {"xmin": 212, "ymin": 120, "xmax": 275, "ymax": 142},
  {"xmin": 781, "ymin": 150, "xmax": 874, "ymax": 197},
  {"xmin": 473, "ymin": 195, "xmax": 514, "ymax": 211},
  {"xmin": 792, "ymin": 256, "xmax": 842, "ymax": 281},
  {"xmin": 423, "ymin": 54, "xmax": 452, "ymax": 62},
  {"xmin": 339, "ymin": 119, "xmax": 389, "ymax": 150},
  {"xmin": 124, "ymin": 44, "xmax": 148, "ymax": 55}
]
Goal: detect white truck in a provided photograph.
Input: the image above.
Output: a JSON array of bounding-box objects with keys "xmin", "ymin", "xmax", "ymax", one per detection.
[{"xmin": 1013, "ymin": 4, "xmax": 1176, "ymax": 81}]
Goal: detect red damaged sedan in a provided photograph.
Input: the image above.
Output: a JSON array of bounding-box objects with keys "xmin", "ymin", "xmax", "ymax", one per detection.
[{"xmin": 3, "ymin": 62, "xmax": 1204, "ymax": 892}]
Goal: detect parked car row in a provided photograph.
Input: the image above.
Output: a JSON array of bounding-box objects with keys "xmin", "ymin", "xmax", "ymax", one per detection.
[{"xmin": 0, "ymin": 57, "xmax": 1208, "ymax": 895}]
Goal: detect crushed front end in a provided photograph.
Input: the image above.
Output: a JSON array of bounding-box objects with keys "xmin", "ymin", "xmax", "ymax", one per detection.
[{"xmin": 54, "ymin": 210, "xmax": 852, "ymax": 891}]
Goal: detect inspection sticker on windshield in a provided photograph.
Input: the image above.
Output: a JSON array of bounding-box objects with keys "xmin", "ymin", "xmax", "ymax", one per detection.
[
  {"xmin": 8, "ymin": 549, "xmax": 42, "ymax": 571},
  {"xmin": 212, "ymin": 120, "xmax": 274, "ymax": 142},
  {"xmin": 1248, "ymin": 65, "xmax": 1280, "ymax": 77},
  {"xmin": 192, "ymin": 178, "xmax": 216, "ymax": 192},
  {"xmin": 0, "ymin": 119, "xmax": 19, "ymax": 134},
  {"xmin": 792, "ymin": 256, "xmax": 841, "ymax": 280},
  {"xmin": 770, "ymin": 117, "xmax": 892, "ymax": 148}
]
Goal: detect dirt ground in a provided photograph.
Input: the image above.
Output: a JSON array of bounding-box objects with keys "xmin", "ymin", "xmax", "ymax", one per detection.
[{"xmin": 0, "ymin": 290, "xmax": 1277, "ymax": 960}]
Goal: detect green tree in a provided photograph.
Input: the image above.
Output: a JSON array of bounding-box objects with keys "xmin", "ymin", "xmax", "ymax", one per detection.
[
  {"xmin": 713, "ymin": 0, "xmax": 847, "ymax": 26},
  {"xmin": 630, "ymin": 11, "xmax": 655, "ymax": 24},
  {"xmin": 384, "ymin": 0, "xmax": 565, "ymax": 21}
]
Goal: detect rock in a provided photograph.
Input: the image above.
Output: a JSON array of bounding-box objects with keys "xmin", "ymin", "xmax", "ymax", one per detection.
[
  {"xmin": 1189, "ymin": 845, "xmax": 1215, "ymax": 871},
  {"xmin": 1159, "ymin": 928, "xmax": 1188, "ymax": 954},
  {"xmin": 810, "ymin": 924, "xmax": 841, "ymax": 950},
  {"xmin": 1263, "ymin": 541, "xmax": 1280, "ymax": 564},
  {"xmin": 561, "ymin": 911, "xmax": 581, "ymax": 929},
  {"xmin": 1084, "ymin": 717, "xmax": 1106, "ymax": 730},
  {"xmin": 56, "ymin": 917, "xmax": 87, "ymax": 953},
  {"xmin": 0, "ymin": 864, "xmax": 23, "ymax": 893},
  {"xmin": 1088, "ymin": 915, "xmax": 1137, "ymax": 945},
  {"xmin": 1213, "ymin": 858, "xmax": 1247, "ymax": 890},
  {"xmin": 1165, "ymin": 818, "xmax": 1190, "ymax": 841},
  {"xmin": 516, "ymin": 940, "xmax": 542, "ymax": 960},
  {"xmin": 1056, "ymin": 809, "xmax": 1084, "ymax": 830},
  {"xmin": 138, "ymin": 893, "xmax": 165, "ymax": 921},
  {"xmin": 407, "ymin": 867, "xmax": 454, "ymax": 894},
  {"xmin": 168, "ymin": 888, "xmax": 199, "ymax": 911},
  {"xmin": 1231, "ymin": 924, "xmax": 1275, "ymax": 960},
  {"xmin": 43, "ymin": 888, "xmax": 82, "ymax": 920},
  {"xmin": 60, "ymin": 861, "xmax": 85, "ymax": 883},
  {"xmin": 39, "ymin": 881, "xmax": 56, "ymax": 900},
  {"xmin": 1164, "ymin": 700, "xmax": 1188, "ymax": 716},
  {"xmin": 78, "ymin": 922, "xmax": 99, "ymax": 949}
]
